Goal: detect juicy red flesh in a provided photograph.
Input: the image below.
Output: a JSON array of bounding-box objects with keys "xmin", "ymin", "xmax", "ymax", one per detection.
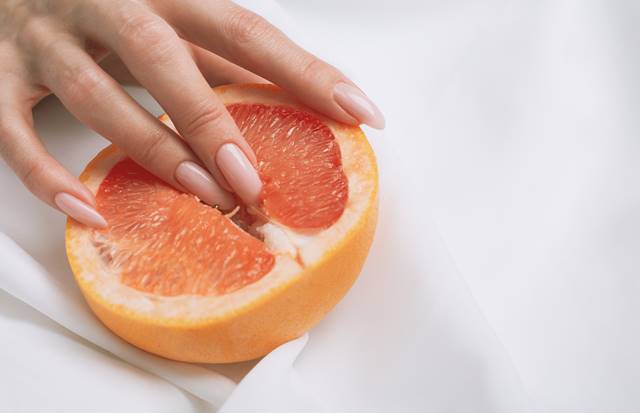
[
  {"xmin": 93, "ymin": 103, "xmax": 348, "ymax": 297},
  {"xmin": 227, "ymin": 104, "xmax": 348, "ymax": 230},
  {"xmin": 95, "ymin": 159, "xmax": 274, "ymax": 296}
]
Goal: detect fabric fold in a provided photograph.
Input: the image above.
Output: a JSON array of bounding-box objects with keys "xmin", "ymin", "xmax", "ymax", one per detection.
[{"xmin": 0, "ymin": 233, "xmax": 235, "ymax": 409}]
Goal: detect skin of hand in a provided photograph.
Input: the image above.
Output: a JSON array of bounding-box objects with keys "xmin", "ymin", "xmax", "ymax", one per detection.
[{"xmin": 0, "ymin": 0, "xmax": 385, "ymax": 228}]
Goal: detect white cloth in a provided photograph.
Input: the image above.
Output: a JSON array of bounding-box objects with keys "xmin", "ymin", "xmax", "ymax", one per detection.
[{"xmin": 2, "ymin": 0, "xmax": 638, "ymax": 411}]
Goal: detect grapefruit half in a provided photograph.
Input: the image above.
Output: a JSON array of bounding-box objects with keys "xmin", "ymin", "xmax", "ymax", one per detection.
[{"xmin": 65, "ymin": 84, "xmax": 378, "ymax": 363}]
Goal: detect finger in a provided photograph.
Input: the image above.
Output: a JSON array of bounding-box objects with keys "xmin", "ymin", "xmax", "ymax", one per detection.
[
  {"xmin": 76, "ymin": 3, "xmax": 263, "ymax": 204},
  {"xmin": 33, "ymin": 35, "xmax": 235, "ymax": 210},
  {"xmin": 189, "ymin": 43, "xmax": 266, "ymax": 86},
  {"xmin": 100, "ymin": 42, "xmax": 266, "ymax": 87},
  {"xmin": 0, "ymin": 94, "xmax": 106, "ymax": 228},
  {"xmin": 153, "ymin": 0, "xmax": 385, "ymax": 129}
]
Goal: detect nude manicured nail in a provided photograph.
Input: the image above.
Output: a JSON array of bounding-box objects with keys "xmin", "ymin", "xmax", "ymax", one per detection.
[
  {"xmin": 216, "ymin": 143, "xmax": 262, "ymax": 204},
  {"xmin": 333, "ymin": 82, "xmax": 386, "ymax": 129},
  {"xmin": 54, "ymin": 193, "xmax": 107, "ymax": 228},
  {"xmin": 175, "ymin": 161, "xmax": 235, "ymax": 210}
]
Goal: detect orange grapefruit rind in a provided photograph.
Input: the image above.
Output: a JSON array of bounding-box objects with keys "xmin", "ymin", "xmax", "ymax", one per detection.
[{"xmin": 65, "ymin": 84, "xmax": 378, "ymax": 363}]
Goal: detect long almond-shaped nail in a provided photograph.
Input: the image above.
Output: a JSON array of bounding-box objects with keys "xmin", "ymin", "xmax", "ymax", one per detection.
[
  {"xmin": 175, "ymin": 161, "xmax": 235, "ymax": 210},
  {"xmin": 333, "ymin": 82, "xmax": 386, "ymax": 129},
  {"xmin": 216, "ymin": 143, "xmax": 262, "ymax": 204},
  {"xmin": 54, "ymin": 192, "xmax": 107, "ymax": 228}
]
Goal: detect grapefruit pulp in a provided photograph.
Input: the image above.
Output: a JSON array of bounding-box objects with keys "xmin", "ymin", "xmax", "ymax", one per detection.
[{"xmin": 65, "ymin": 84, "xmax": 378, "ymax": 363}]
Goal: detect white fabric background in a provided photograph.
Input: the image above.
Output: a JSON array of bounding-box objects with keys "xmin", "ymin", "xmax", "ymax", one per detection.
[{"xmin": 1, "ymin": 0, "xmax": 638, "ymax": 411}]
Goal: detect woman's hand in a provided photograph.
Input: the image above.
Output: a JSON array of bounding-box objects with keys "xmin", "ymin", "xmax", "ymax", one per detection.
[{"xmin": 0, "ymin": 0, "xmax": 384, "ymax": 227}]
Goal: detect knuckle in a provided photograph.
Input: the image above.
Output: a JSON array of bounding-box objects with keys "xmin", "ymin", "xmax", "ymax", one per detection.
[
  {"xmin": 136, "ymin": 128, "xmax": 169, "ymax": 166},
  {"xmin": 118, "ymin": 13, "xmax": 167, "ymax": 43},
  {"xmin": 117, "ymin": 13, "xmax": 177, "ymax": 57},
  {"xmin": 182, "ymin": 101, "xmax": 227, "ymax": 138},
  {"xmin": 224, "ymin": 8, "xmax": 271, "ymax": 45},
  {"xmin": 32, "ymin": 36, "xmax": 105, "ymax": 107},
  {"xmin": 299, "ymin": 56, "xmax": 328, "ymax": 83},
  {"xmin": 20, "ymin": 160, "xmax": 46, "ymax": 190},
  {"xmin": 138, "ymin": 39, "xmax": 178, "ymax": 67},
  {"xmin": 16, "ymin": 16, "xmax": 53, "ymax": 51},
  {"xmin": 60, "ymin": 65, "xmax": 105, "ymax": 106},
  {"xmin": 36, "ymin": 36, "xmax": 66, "ymax": 63}
]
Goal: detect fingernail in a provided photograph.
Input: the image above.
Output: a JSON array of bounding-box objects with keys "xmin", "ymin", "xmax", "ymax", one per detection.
[
  {"xmin": 54, "ymin": 192, "xmax": 108, "ymax": 228},
  {"xmin": 175, "ymin": 161, "xmax": 235, "ymax": 210},
  {"xmin": 333, "ymin": 82, "xmax": 386, "ymax": 129},
  {"xmin": 216, "ymin": 143, "xmax": 262, "ymax": 204}
]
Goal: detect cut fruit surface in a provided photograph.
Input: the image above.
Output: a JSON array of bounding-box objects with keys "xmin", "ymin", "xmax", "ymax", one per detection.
[
  {"xmin": 66, "ymin": 84, "xmax": 378, "ymax": 363},
  {"xmin": 228, "ymin": 103, "xmax": 348, "ymax": 230},
  {"xmin": 95, "ymin": 158, "xmax": 274, "ymax": 297}
]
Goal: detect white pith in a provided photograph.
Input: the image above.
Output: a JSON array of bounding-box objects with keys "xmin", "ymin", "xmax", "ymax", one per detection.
[{"xmin": 67, "ymin": 87, "xmax": 375, "ymax": 321}]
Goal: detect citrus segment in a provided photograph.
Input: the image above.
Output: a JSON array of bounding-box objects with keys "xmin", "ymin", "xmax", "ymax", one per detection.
[
  {"xmin": 227, "ymin": 103, "xmax": 348, "ymax": 230},
  {"xmin": 95, "ymin": 158, "xmax": 274, "ymax": 297}
]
